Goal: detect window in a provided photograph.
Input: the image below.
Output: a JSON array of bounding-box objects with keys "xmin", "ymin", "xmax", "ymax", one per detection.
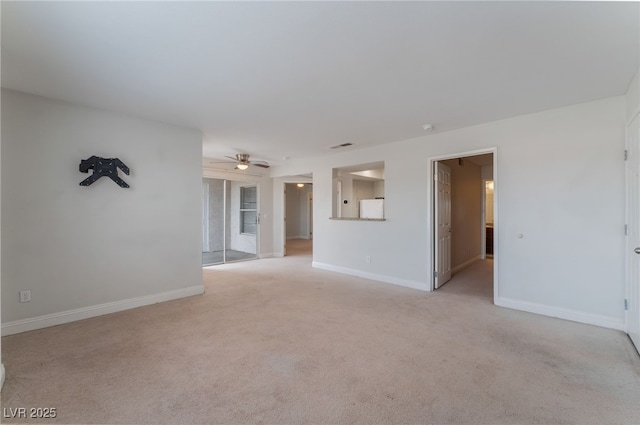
[
  {"xmin": 240, "ymin": 186, "xmax": 257, "ymax": 235},
  {"xmin": 332, "ymin": 161, "xmax": 385, "ymax": 219}
]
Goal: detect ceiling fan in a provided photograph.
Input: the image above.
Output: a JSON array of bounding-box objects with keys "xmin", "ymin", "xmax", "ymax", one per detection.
[{"xmin": 208, "ymin": 153, "xmax": 270, "ymax": 170}]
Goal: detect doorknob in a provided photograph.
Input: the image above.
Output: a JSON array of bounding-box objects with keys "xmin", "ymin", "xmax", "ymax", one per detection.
[{"xmin": 635, "ymin": 247, "xmax": 640, "ymax": 254}]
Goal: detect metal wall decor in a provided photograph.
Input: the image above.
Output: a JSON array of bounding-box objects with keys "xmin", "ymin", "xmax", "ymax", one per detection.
[{"xmin": 79, "ymin": 156, "xmax": 130, "ymax": 188}]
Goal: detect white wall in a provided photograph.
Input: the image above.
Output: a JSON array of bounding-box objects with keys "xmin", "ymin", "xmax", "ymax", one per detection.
[
  {"xmin": 1, "ymin": 90, "xmax": 204, "ymax": 334},
  {"xmin": 271, "ymin": 96, "xmax": 627, "ymax": 329},
  {"xmin": 373, "ymin": 181, "xmax": 385, "ymax": 198},
  {"xmin": 627, "ymin": 70, "xmax": 639, "ymax": 124},
  {"xmin": 337, "ymin": 173, "xmax": 356, "ymax": 218}
]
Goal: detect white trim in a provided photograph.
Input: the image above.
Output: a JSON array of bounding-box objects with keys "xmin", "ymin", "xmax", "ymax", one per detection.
[
  {"xmin": 258, "ymin": 252, "xmax": 276, "ymax": 259},
  {"xmin": 451, "ymin": 255, "xmax": 482, "ymax": 275},
  {"xmin": 428, "ymin": 147, "xmax": 499, "ymax": 163},
  {"xmin": 625, "ymin": 117, "xmax": 632, "ymax": 334},
  {"xmin": 1, "ymin": 285, "xmax": 205, "ymax": 336},
  {"xmin": 0, "ymin": 364, "xmax": 5, "ymax": 391},
  {"xmin": 496, "ymin": 297, "xmax": 624, "ymax": 331},
  {"xmin": 280, "ymin": 178, "xmax": 314, "ymax": 257},
  {"xmin": 312, "ymin": 261, "xmax": 429, "ymax": 292}
]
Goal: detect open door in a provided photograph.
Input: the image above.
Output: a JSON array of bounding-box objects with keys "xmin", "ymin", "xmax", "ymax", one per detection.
[
  {"xmin": 627, "ymin": 113, "xmax": 640, "ymax": 352},
  {"xmin": 434, "ymin": 161, "xmax": 452, "ymax": 288}
]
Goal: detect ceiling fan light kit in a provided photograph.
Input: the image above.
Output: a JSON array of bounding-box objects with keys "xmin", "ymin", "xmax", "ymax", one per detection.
[{"xmin": 207, "ymin": 153, "xmax": 270, "ymax": 170}]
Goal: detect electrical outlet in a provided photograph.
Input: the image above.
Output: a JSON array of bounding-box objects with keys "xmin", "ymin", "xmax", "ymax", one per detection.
[
  {"xmin": 20, "ymin": 290, "xmax": 31, "ymax": 303},
  {"xmin": 365, "ymin": 255, "xmax": 371, "ymax": 264}
]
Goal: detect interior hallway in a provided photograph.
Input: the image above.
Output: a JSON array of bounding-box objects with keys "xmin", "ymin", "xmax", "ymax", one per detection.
[
  {"xmin": 1, "ymin": 251, "xmax": 639, "ymax": 424},
  {"xmin": 438, "ymin": 258, "xmax": 494, "ymax": 300},
  {"xmin": 284, "ymin": 238, "xmax": 313, "ymax": 257}
]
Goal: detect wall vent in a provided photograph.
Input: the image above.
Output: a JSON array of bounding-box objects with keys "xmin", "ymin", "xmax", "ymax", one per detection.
[{"xmin": 330, "ymin": 142, "xmax": 354, "ymax": 149}]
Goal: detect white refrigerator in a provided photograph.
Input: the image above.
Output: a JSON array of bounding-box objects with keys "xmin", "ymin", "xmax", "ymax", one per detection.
[{"xmin": 359, "ymin": 199, "xmax": 384, "ymax": 219}]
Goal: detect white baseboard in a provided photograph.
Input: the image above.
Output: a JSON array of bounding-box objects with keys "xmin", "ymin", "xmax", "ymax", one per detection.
[
  {"xmin": 259, "ymin": 252, "xmax": 275, "ymax": 259},
  {"xmin": 495, "ymin": 296, "xmax": 624, "ymax": 331},
  {"xmin": 0, "ymin": 363, "xmax": 5, "ymax": 391},
  {"xmin": 452, "ymin": 255, "xmax": 481, "ymax": 275},
  {"xmin": 1, "ymin": 285, "xmax": 205, "ymax": 336},
  {"xmin": 312, "ymin": 262, "xmax": 429, "ymax": 292}
]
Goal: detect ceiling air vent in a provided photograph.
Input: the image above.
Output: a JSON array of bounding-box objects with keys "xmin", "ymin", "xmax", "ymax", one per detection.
[{"xmin": 330, "ymin": 142, "xmax": 354, "ymax": 150}]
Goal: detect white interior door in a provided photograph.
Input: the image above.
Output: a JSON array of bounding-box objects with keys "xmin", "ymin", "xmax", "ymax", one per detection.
[
  {"xmin": 435, "ymin": 161, "xmax": 452, "ymax": 289},
  {"xmin": 627, "ymin": 113, "xmax": 640, "ymax": 351}
]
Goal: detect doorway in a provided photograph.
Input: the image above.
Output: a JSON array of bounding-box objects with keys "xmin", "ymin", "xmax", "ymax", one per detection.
[
  {"xmin": 431, "ymin": 150, "xmax": 497, "ymax": 299},
  {"xmin": 284, "ymin": 182, "xmax": 313, "ymax": 257},
  {"xmin": 202, "ymin": 178, "xmax": 259, "ymax": 266}
]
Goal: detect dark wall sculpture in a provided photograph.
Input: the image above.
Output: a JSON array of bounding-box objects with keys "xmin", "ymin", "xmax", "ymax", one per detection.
[{"xmin": 79, "ymin": 156, "xmax": 130, "ymax": 188}]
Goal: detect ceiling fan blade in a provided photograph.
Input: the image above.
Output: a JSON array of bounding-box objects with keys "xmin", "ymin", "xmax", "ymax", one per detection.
[
  {"xmin": 254, "ymin": 163, "xmax": 270, "ymax": 168},
  {"xmin": 224, "ymin": 155, "xmax": 238, "ymax": 161}
]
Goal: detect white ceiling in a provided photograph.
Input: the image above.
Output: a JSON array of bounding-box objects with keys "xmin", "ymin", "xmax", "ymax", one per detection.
[{"xmin": 2, "ymin": 2, "xmax": 638, "ymax": 166}]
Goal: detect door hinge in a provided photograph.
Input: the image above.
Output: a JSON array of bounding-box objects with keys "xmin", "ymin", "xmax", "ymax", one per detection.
[
  {"xmin": 625, "ymin": 150, "xmax": 629, "ymax": 161},
  {"xmin": 625, "ymin": 299, "xmax": 629, "ymax": 311},
  {"xmin": 625, "ymin": 224, "xmax": 629, "ymax": 236},
  {"xmin": 433, "ymin": 271, "xmax": 438, "ymax": 278}
]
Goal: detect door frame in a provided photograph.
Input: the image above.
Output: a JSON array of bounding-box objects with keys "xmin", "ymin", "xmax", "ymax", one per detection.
[
  {"xmin": 202, "ymin": 169, "xmax": 262, "ymax": 264},
  {"xmin": 279, "ymin": 177, "xmax": 313, "ymax": 257},
  {"xmin": 429, "ymin": 147, "xmax": 498, "ymax": 301},
  {"xmin": 308, "ymin": 191, "xmax": 314, "ymax": 240},
  {"xmin": 625, "ymin": 109, "xmax": 640, "ymax": 351}
]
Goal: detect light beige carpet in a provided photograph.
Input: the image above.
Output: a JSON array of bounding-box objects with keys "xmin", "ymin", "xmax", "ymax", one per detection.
[{"xmin": 1, "ymin": 239, "xmax": 639, "ymax": 424}]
